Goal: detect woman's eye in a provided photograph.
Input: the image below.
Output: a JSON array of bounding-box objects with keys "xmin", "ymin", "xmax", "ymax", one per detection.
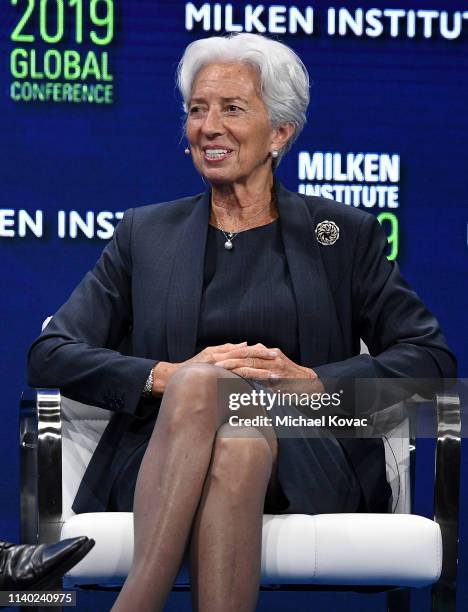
[
  {"xmin": 189, "ymin": 105, "xmax": 208, "ymax": 116},
  {"xmin": 226, "ymin": 105, "xmax": 242, "ymax": 112}
]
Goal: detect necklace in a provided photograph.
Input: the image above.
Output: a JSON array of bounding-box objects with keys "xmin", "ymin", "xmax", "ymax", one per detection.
[{"xmin": 211, "ymin": 198, "xmax": 276, "ymax": 250}]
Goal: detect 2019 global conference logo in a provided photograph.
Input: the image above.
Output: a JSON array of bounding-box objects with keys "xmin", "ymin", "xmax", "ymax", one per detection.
[{"xmin": 9, "ymin": 0, "xmax": 115, "ymax": 105}]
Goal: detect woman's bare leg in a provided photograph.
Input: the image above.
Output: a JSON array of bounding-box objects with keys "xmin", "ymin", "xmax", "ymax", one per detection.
[
  {"xmin": 190, "ymin": 424, "xmax": 273, "ymax": 612},
  {"xmin": 111, "ymin": 364, "xmax": 277, "ymax": 612}
]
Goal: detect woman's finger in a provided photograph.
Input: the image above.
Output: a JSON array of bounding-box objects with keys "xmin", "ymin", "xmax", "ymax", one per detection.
[
  {"xmin": 230, "ymin": 367, "xmax": 278, "ymax": 380},
  {"xmin": 215, "ymin": 357, "xmax": 265, "ymax": 369},
  {"xmin": 204, "ymin": 341, "xmax": 246, "ymax": 352},
  {"xmin": 214, "ymin": 358, "xmax": 244, "ymax": 369},
  {"xmin": 197, "ymin": 342, "xmax": 247, "ymax": 363},
  {"xmin": 215, "ymin": 356, "xmax": 280, "ymax": 373},
  {"xmin": 216, "ymin": 347, "xmax": 278, "ymax": 361}
]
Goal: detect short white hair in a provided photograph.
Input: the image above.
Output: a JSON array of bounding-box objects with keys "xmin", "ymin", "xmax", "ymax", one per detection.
[{"xmin": 177, "ymin": 33, "xmax": 310, "ymax": 163}]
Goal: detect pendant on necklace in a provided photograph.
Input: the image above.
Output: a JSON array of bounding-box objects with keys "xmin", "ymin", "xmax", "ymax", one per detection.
[{"xmin": 224, "ymin": 232, "xmax": 234, "ymax": 250}]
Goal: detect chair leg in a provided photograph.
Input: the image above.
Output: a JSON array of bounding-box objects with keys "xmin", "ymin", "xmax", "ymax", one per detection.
[
  {"xmin": 387, "ymin": 588, "xmax": 411, "ymax": 612},
  {"xmin": 431, "ymin": 582, "xmax": 456, "ymax": 612}
]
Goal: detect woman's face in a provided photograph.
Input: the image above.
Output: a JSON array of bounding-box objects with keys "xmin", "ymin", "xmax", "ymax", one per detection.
[{"xmin": 186, "ymin": 62, "xmax": 283, "ymax": 187}]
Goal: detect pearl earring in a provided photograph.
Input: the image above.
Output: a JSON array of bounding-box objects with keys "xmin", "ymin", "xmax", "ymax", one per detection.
[
  {"xmin": 184, "ymin": 147, "xmax": 190, "ymax": 155},
  {"xmin": 271, "ymin": 150, "xmax": 279, "ymax": 158}
]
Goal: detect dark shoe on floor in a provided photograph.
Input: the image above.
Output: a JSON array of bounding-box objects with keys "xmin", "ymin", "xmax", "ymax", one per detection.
[{"xmin": 0, "ymin": 536, "xmax": 95, "ymax": 590}]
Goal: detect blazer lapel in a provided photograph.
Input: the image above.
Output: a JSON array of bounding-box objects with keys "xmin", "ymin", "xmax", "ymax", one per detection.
[
  {"xmin": 166, "ymin": 190, "xmax": 210, "ymax": 363},
  {"xmin": 276, "ymin": 183, "xmax": 332, "ymax": 368}
]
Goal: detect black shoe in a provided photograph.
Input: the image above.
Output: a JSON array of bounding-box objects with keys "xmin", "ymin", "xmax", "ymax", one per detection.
[{"xmin": 0, "ymin": 536, "xmax": 95, "ymax": 590}]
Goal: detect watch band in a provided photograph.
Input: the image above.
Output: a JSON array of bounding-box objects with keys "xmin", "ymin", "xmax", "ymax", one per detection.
[{"xmin": 142, "ymin": 367, "xmax": 155, "ymax": 397}]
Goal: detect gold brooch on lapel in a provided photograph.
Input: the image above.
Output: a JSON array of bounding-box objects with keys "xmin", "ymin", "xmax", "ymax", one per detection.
[{"xmin": 315, "ymin": 220, "xmax": 340, "ymax": 245}]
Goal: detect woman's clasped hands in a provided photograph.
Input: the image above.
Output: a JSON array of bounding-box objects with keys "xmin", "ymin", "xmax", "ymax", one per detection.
[
  {"xmin": 211, "ymin": 342, "xmax": 316, "ymax": 381},
  {"xmin": 152, "ymin": 341, "xmax": 321, "ymax": 395}
]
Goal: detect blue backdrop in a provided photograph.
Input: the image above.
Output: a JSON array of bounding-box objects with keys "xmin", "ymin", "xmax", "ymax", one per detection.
[{"xmin": 1, "ymin": 1, "xmax": 467, "ymax": 610}]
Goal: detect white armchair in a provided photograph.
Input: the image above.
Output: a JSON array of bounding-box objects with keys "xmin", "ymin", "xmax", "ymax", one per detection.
[{"xmin": 19, "ymin": 385, "xmax": 461, "ymax": 612}]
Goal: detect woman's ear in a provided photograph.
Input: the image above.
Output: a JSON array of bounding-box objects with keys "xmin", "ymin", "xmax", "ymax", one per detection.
[{"xmin": 271, "ymin": 122, "xmax": 296, "ymax": 152}]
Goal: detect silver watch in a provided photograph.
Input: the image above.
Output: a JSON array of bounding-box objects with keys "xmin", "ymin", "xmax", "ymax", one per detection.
[{"xmin": 142, "ymin": 367, "xmax": 155, "ymax": 397}]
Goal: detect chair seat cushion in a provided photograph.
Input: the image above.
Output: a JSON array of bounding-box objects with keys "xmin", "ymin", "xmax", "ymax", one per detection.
[{"xmin": 61, "ymin": 512, "xmax": 441, "ymax": 588}]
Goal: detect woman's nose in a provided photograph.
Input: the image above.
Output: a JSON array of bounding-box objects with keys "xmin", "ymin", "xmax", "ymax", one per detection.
[{"xmin": 201, "ymin": 108, "xmax": 224, "ymax": 136}]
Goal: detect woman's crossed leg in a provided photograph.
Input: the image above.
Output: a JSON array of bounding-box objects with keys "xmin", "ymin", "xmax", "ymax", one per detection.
[{"xmin": 112, "ymin": 363, "xmax": 278, "ymax": 612}]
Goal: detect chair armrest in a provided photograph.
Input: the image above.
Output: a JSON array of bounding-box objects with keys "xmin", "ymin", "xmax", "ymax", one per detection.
[
  {"xmin": 404, "ymin": 389, "xmax": 461, "ymax": 595},
  {"xmin": 20, "ymin": 388, "xmax": 63, "ymax": 544},
  {"xmin": 433, "ymin": 391, "xmax": 461, "ymax": 591}
]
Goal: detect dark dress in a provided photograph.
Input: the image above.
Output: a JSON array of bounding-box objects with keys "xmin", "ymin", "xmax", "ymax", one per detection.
[{"xmin": 109, "ymin": 220, "xmax": 363, "ymax": 514}]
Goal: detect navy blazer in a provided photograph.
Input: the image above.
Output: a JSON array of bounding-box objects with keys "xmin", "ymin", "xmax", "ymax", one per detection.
[{"xmin": 27, "ymin": 183, "xmax": 457, "ymax": 514}]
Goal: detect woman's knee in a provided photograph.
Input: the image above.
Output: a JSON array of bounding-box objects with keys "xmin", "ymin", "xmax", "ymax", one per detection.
[
  {"xmin": 209, "ymin": 425, "xmax": 273, "ymax": 494},
  {"xmin": 166, "ymin": 363, "xmax": 221, "ymax": 390},
  {"xmin": 158, "ymin": 363, "xmax": 225, "ymax": 432}
]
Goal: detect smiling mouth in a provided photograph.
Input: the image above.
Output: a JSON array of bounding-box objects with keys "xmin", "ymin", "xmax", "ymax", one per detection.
[{"xmin": 202, "ymin": 148, "xmax": 233, "ymax": 162}]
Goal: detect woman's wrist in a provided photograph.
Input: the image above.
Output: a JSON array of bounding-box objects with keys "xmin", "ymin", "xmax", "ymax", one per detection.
[{"xmin": 152, "ymin": 361, "xmax": 178, "ymax": 395}]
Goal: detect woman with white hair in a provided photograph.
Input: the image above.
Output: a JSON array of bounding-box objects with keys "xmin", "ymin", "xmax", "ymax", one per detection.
[{"xmin": 28, "ymin": 33, "xmax": 456, "ymax": 611}]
